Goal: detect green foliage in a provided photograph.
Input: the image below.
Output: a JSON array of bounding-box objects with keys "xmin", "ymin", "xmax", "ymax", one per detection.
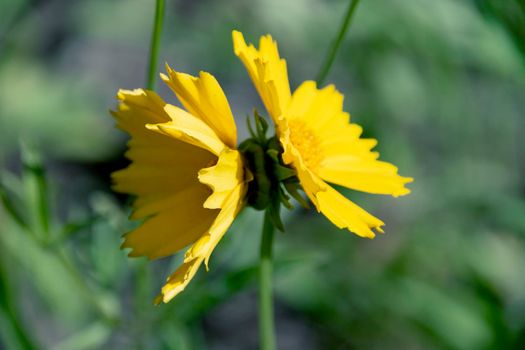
[{"xmin": 0, "ymin": 0, "xmax": 524, "ymax": 349}]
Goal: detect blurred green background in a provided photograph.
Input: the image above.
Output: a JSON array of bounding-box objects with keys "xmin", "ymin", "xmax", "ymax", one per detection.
[{"xmin": 1, "ymin": 0, "xmax": 525, "ymax": 349}]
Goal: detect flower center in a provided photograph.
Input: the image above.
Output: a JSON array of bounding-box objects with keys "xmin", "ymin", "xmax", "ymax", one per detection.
[{"xmin": 288, "ymin": 120, "xmax": 323, "ymax": 171}]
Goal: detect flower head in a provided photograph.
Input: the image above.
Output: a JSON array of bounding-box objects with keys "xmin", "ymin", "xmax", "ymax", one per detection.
[
  {"xmin": 112, "ymin": 31, "xmax": 412, "ymax": 304},
  {"xmin": 112, "ymin": 67, "xmax": 248, "ymax": 303},
  {"xmin": 233, "ymin": 31, "xmax": 412, "ymax": 238}
]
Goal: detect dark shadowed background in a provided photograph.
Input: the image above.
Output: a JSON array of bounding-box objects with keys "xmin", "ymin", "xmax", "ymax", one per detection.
[{"xmin": 1, "ymin": 0, "xmax": 525, "ymax": 349}]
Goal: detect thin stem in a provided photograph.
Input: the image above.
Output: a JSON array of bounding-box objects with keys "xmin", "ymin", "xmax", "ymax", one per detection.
[
  {"xmin": 21, "ymin": 139, "xmax": 50, "ymax": 241},
  {"xmin": 316, "ymin": 0, "xmax": 361, "ymax": 86},
  {"xmin": 0, "ymin": 186, "xmax": 29, "ymax": 231},
  {"xmin": 147, "ymin": 0, "xmax": 165, "ymax": 91},
  {"xmin": 35, "ymin": 166, "xmax": 50, "ymax": 238},
  {"xmin": 0, "ymin": 256, "xmax": 36, "ymax": 350},
  {"xmin": 259, "ymin": 210, "xmax": 276, "ymax": 350}
]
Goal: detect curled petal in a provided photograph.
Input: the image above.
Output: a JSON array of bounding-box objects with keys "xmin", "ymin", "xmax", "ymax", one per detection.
[
  {"xmin": 233, "ymin": 30, "xmax": 291, "ymax": 121},
  {"xmin": 162, "ymin": 68, "xmax": 237, "ymax": 148},
  {"xmin": 146, "ymin": 104, "xmax": 226, "ymax": 156}
]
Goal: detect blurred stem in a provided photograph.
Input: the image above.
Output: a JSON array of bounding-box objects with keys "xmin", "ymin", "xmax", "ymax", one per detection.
[
  {"xmin": 34, "ymin": 166, "xmax": 50, "ymax": 236},
  {"xmin": 147, "ymin": 0, "xmax": 165, "ymax": 90},
  {"xmin": 0, "ymin": 186, "xmax": 29, "ymax": 231},
  {"xmin": 0, "ymin": 254, "xmax": 37, "ymax": 350},
  {"xmin": 316, "ymin": 0, "xmax": 361, "ymax": 86},
  {"xmin": 259, "ymin": 210, "xmax": 276, "ymax": 350},
  {"xmin": 21, "ymin": 139, "xmax": 50, "ymax": 241}
]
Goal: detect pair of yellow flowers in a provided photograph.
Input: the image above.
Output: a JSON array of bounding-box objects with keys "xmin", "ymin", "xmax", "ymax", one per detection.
[{"xmin": 112, "ymin": 31, "xmax": 412, "ymax": 304}]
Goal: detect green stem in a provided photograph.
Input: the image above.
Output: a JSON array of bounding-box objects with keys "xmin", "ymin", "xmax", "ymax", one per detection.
[
  {"xmin": 316, "ymin": 0, "xmax": 361, "ymax": 86},
  {"xmin": 147, "ymin": 0, "xmax": 165, "ymax": 91},
  {"xmin": 0, "ymin": 255, "xmax": 36, "ymax": 350},
  {"xmin": 0, "ymin": 186, "xmax": 29, "ymax": 231},
  {"xmin": 21, "ymin": 138, "xmax": 51, "ymax": 242},
  {"xmin": 259, "ymin": 210, "xmax": 276, "ymax": 350},
  {"xmin": 35, "ymin": 167, "xmax": 50, "ymax": 237}
]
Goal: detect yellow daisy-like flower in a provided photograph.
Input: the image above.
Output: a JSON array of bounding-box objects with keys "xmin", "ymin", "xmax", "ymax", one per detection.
[
  {"xmin": 112, "ymin": 66, "xmax": 248, "ymax": 303},
  {"xmin": 233, "ymin": 30, "xmax": 412, "ymax": 238}
]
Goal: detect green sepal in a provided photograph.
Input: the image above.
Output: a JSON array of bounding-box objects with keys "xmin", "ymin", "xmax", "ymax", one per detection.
[
  {"xmin": 277, "ymin": 185, "xmax": 293, "ymax": 210},
  {"xmin": 246, "ymin": 114, "xmax": 257, "ymax": 139},
  {"xmin": 238, "ymin": 140, "xmax": 272, "ymax": 210},
  {"xmin": 266, "ymin": 149, "xmax": 296, "ymax": 181},
  {"xmin": 253, "ymin": 109, "xmax": 269, "ymax": 141},
  {"xmin": 241, "ymin": 110, "xmax": 308, "ymax": 223},
  {"xmin": 246, "ymin": 109, "xmax": 269, "ymax": 144},
  {"xmin": 267, "ymin": 196, "xmax": 284, "ymax": 232},
  {"xmin": 284, "ymin": 181, "xmax": 310, "ymax": 210}
]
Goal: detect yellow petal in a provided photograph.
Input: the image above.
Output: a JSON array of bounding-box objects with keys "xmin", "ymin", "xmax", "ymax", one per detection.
[
  {"xmin": 279, "ymin": 81, "xmax": 412, "ymax": 198},
  {"xmin": 112, "ymin": 89, "xmax": 171, "ymax": 141},
  {"xmin": 111, "ymin": 89, "xmax": 218, "ymax": 199},
  {"xmin": 146, "ymin": 104, "xmax": 226, "ymax": 156},
  {"xmin": 123, "ymin": 144, "xmax": 214, "ymax": 169},
  {"xmin": 185, "ymin": 184, "xmax": 245, "ymax": 268},
  {"xmin": 278, "ymin": 116, "xmax": 325, "ymax": 201},
  {"xmin": 121, "ymin": 184, "xmax": 219, "ymax": 259},
  {"xmin": 156, "ymin": 183, "xmax": 246, "ymax": 303},
  {"xmin": 130, "ymin": 183, "xmax": 207, "ymax": 220},
  {"xmin": 113, "ymin": 76, "xmax": 249, "ymax": 304},
  {"xmin": 232, "ymin": 30, "xmax": 291, "ymax": 121},
  {"xmin": 319, "ymin": 157, "xmax": 413, "ymax": 197},
  {"xmin": 319, "ymin": 123, "xmax": 379, "ymax": 163},
  {"xmin": 276, "ymin": 89, "xmax": 400, "ymax": 238},
  {"xmin": 112, "ymin": 140, "xmax": 215, "ymax": 195},
  {"xmin": 198, "ymin": 149, "xmax": 245, "ymax": 209},
  {"xmin": 153, "ymin": 256, "xmax": 202, "ymax": 305},
  {"xmin": 111, "ymin": 158, "xmax": 209, "ymax": 197},
  {"xmin": 161, "ymin": 68, "xmax": 237, "ymax": 148},
  {"xmin": 286, "ymin": 81, "xmax": 346, "ymax": 134},
  {"xmin": 152, "ymin": 147, "xmax": 247, "ymax": 303},
  {"xmin": 286, "ymin": 144, "xmax": 384, "ymax": 238},
  {"xmin": 315, "ymin": 185, "xmax": 385, "ymax": 238}
]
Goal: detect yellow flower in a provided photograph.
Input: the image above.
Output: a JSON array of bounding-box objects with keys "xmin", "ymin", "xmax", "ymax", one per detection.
[
  {"xmin": 233, "ymin": 31, "xmax": 412, "ymax": 238},
  {"xmin": 111, "ymin": 66, "xmax": 248, "ymax": 303}
]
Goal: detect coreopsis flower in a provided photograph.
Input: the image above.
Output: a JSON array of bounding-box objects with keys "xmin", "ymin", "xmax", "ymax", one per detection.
[
  {"xmin": 112, "ymin": 66, "xmax": 248, "ymax": 303},
  {"xmin": 233, "ymin": 31, "xmax": 412, "ymax": 238}
]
